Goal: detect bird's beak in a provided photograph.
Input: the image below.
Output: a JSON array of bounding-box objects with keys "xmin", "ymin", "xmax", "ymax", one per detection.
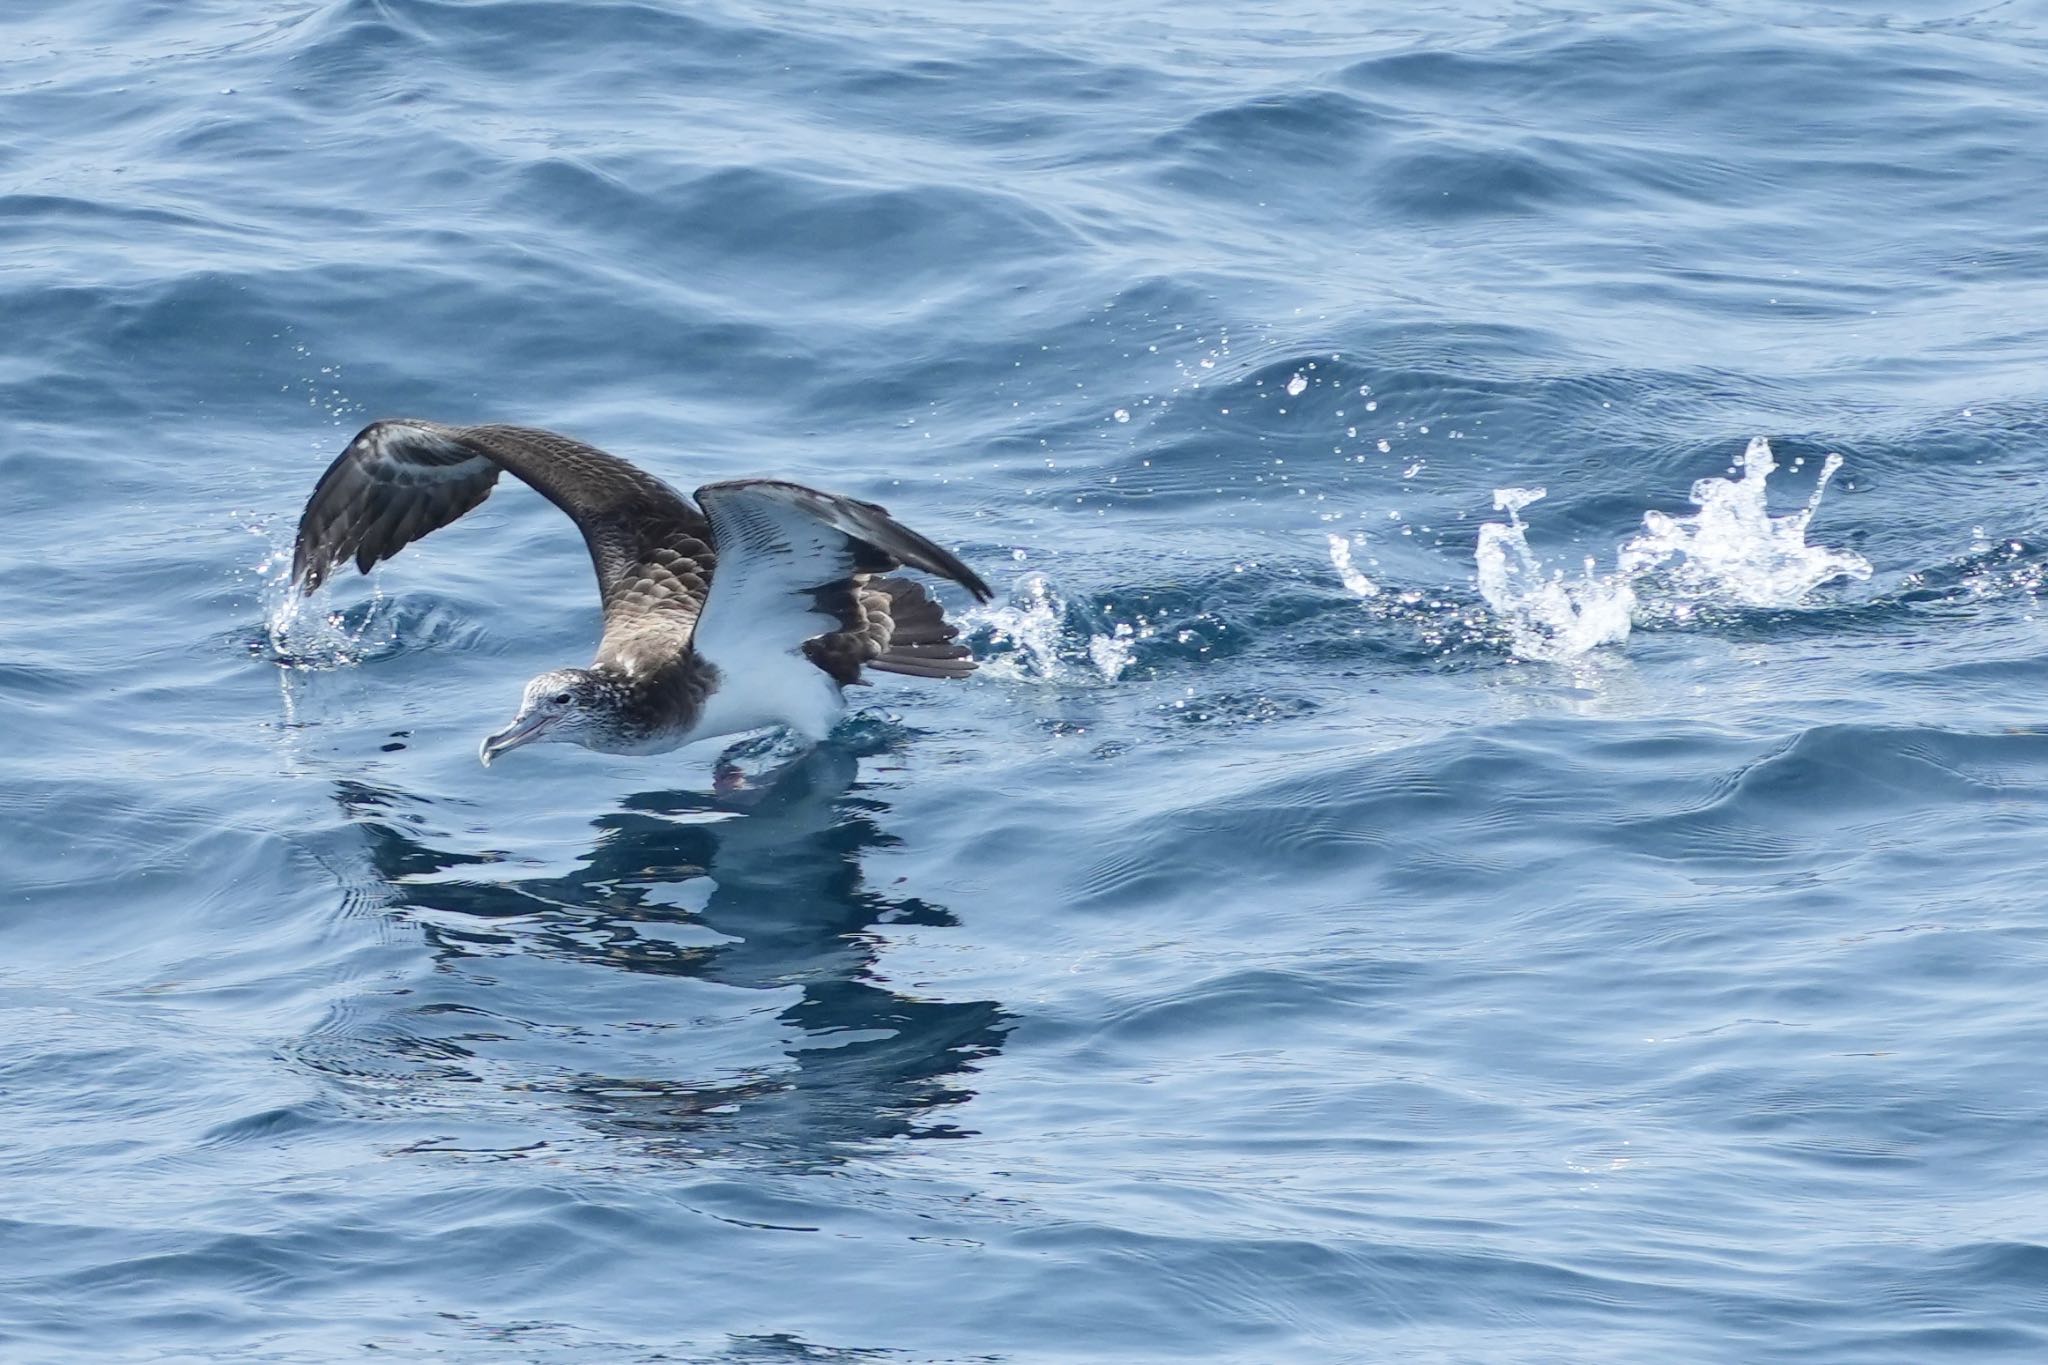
[{"xmin": 479, "ymin": 710, "xmax": 555, "ymax": 766}]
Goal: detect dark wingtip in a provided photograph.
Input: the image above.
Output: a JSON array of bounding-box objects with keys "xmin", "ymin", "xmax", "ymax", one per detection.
[
  {"xmin": 288, "ymin": 540, "xmax": 320, "ymax": 596},
  {"xmin": 922, "ymin": 550, "xmax": 991, "ymax": 604},
  {"xmin": 914, "ymin": 535, "xmax": 992, "ymax": 603}
]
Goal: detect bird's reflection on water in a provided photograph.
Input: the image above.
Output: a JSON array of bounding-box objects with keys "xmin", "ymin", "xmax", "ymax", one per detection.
[{"xmin": 329, "ymin": 745, "xmax": 1009, "ymax": 1163}]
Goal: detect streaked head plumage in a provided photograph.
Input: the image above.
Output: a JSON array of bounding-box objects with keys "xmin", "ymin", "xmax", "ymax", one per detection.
[{"xmin": 478, "ymin": 667, "xmax": 622, "ymax": 765}]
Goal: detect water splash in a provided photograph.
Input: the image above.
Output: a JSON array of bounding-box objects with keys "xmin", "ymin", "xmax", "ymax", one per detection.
[
  {"xmin": 1327, "ymin": 532, "xmax": 1380, "ymax": 598},
  {"xmin": 968, "ymin": 574, "xmax": 1142, "ymax": 683},
  {"xmin": 973, "ymin": 574, "xmax": 1068, "ymax": 679},
  {"xmin": 1087, "ymin": 625, "xmax": 1137, "ymax": 682},
  {"xmin": 242, "ymin": 521, "xmax": 397, "ymax": 669},
  {"xmin": 1616, "ymin": 438, "xmax": 1872, "ymax": 611},
  {"xmin": 1475, "ymin": 489, "xmax": 1637, "ymax": 662},
  {"xmin": 1473, "ymin": 439, "xmax": 1871, "ymax": 662},
  {"xmin": 267, "ymin": 592, "xmax": 401, "ymax": 671}
]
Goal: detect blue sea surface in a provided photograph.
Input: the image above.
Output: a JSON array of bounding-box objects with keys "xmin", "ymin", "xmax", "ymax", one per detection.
[{"xmin": 6, "ymin": 1, "xmax": 2048, "ymax": 1360}]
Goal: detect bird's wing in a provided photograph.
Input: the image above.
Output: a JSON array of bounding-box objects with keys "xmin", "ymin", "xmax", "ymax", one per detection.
[
  {"xmin": 291, "ymin": 420, "xmax": 716, "ymax": 660},
  {"xmin": 688, "ymin": 479, "xmax": 992, "ymax": 696}
]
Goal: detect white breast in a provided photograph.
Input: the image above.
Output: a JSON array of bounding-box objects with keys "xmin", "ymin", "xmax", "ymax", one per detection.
[{"xmin": 684, "ymin": 658, "xmax": 846, "ymax": 748}]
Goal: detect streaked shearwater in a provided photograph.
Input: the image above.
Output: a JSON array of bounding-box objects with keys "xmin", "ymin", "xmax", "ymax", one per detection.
[{"xmin": 291, "ymin": 419, "xmax": 993, "ymax": 765}]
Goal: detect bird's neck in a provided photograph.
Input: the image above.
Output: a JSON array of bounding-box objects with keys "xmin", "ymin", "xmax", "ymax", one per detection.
[{"xmin": 583, "ymin": 658, "xmax": 712, "ymax": 750}]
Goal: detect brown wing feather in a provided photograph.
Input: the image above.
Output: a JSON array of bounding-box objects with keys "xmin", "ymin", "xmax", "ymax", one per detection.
[
  {"xmin": 291, "ymin": 421, "xmax": 502, "ymax": 591},
  {"xmin": 865, "ymin": 576, "xmax": 977, "ymax": 679},
  {"xmin": 804, "ymin": 577, "xmax": 977, "ymax": 682},
  {"xmin": 291, "ymin": 419, "xmax": 716, "ymax": 673}
]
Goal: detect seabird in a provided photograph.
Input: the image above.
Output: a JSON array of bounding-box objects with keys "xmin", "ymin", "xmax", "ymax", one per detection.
[{"xmin": 290, "ymin": 419, "xmax": 994, "ymax": 765}]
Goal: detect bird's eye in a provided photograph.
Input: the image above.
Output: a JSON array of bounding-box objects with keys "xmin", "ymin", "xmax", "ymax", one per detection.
[{"xmin": 552, "ymin": 692, "xmax": 572, "ymax": 705}]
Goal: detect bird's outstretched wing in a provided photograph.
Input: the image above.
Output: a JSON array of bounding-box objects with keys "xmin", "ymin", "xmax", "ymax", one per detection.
[
  {"xmin": 689, "ymin": 480, "xmax": 993, "ymax": 700},
  {"xmin": 290, "ymin": 420, "xmax": 715, "ymax": 663}
]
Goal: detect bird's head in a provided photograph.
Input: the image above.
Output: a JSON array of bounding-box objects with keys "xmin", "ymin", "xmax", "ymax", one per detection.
[{"xmin": 479, "ymin": 667, "xmax": 617, "ymax": 765}]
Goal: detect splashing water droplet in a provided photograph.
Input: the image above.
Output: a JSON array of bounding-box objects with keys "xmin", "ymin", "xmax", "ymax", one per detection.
[
  {"xmin": 1328, "ymin": 533, "xmax": 1379, "ymax": 598},
  {"xmin": 1286, "ymin": 373, "xmax": 1307, "ymax": 397}
]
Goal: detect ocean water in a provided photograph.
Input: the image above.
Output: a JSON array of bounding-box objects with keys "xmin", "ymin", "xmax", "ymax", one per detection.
[{"xmin": 6, "ymin": 0, "xmax": 2048, "ymax": 1359}]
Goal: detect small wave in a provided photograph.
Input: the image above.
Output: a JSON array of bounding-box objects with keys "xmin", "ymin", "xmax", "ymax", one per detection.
[
  {"xmin": 1473, "ymin": 438, "xmax": 1872, "ymax": 662},
  {"xmin": 1895, "ymin": 534, "xmax": 2048, "ymax": 607},
  {"xmin": 1320, "ymin": 548, "xmax": 1505, "ymax": 669}
]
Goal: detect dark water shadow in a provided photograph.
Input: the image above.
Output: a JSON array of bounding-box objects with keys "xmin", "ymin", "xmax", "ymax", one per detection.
[{"xmin": 330, "ymin": 746, "xmax": 1010, "ymax": 1165}]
